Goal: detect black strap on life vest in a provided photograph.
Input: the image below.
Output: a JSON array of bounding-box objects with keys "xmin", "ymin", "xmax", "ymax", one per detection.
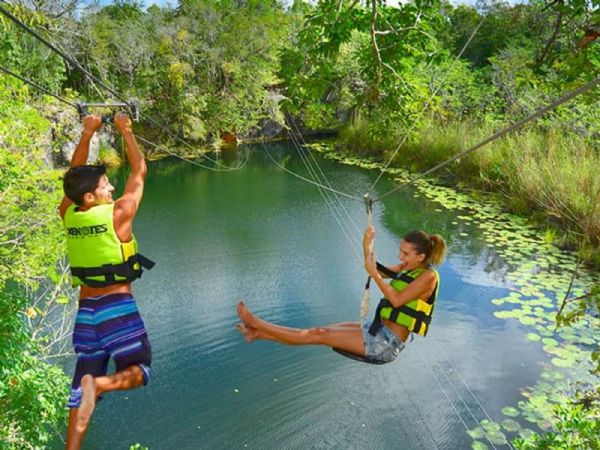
[
  {"xmin": 388, "ymin": 299, "xmax": 432, "ymax": 335},
  {"xmin": 70, "ymin": 253, "xmax": 155, "ymax": 288},
  {"xmin": 367, "ymin": 264, "xmax": 435, "ymax": 337},
  {"xmin": 376, "ymin": 262, "xmax": 398, "ymax": 278}
]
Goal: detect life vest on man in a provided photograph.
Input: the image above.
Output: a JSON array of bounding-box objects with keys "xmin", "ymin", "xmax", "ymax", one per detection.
[
  {"xmin": 368, "ymin": 264, "xmax": 439, "ymax": 337},
  {"xmin": 63, "ymin": 203, "xmax": 154, "ymax": 288}
]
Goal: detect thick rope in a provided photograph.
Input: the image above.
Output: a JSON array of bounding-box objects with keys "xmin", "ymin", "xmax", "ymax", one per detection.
[{"xmin": 359, "ymin": 196, "xmax": 374, "ymax": 320}]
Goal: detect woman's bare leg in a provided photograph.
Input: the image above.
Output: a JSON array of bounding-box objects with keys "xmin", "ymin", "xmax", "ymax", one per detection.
[{"xmin": 236, "ymin": 301, "xmax": 366, "ymax": 356}]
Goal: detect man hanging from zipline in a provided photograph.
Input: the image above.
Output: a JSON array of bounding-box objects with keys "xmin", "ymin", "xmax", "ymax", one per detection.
[{"xmin": 59, "ymin": 113, "xmax": 154, "ymax": 450}]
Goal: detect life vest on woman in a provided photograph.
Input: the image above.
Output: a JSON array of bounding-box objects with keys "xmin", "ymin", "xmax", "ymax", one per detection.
[
  {"xmin": 368, "ymin": 264, "xmax": 439, "ymax": 337},
  {"xmin": 63, "ymin": 203, "xmax": 154, "ymax": 288}
]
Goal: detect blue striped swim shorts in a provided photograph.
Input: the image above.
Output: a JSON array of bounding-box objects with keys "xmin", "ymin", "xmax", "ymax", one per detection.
[{"xmin": 68, "ymin": 293, "xmax": 152, "ymax": 408}]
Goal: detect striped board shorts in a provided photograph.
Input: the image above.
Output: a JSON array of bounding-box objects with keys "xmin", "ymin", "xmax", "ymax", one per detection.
[{"xmin": 67, "ymin": 293, "xmax": 152, "ymax": 408}]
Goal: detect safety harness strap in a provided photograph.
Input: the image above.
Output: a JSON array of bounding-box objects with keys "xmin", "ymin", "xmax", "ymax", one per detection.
[{"xmin": 70, "ymin": 253, "xmax": 155, "ymax": 288}]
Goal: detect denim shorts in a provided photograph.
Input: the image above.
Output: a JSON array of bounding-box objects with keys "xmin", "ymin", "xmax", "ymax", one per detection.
[{"xmin": 362, "ymin": 320, "xmax": 405, "ymax": 363}]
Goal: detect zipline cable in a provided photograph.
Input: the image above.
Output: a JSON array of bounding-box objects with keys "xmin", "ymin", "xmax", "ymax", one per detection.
[
  {"xmin": 287, "ymin": 117, "xmax": 363, "ymax": 237},
  {"xmin": 138, "ymin": 135, "xmax": 251, "ymax": 171},
  {"xmin": 429, "ymin": 345, "xmax": 516, "ymax": 450},
  {"xmin": 375, "ymin": 73, "xmax": 600, "ymax": 201},
  {"xmin": 263, "ymin": 147, "xmax": 363, "ymax": 202},
  {"xmin": 262, "ymin": 143, "xmax": 362, "ymax": 260},
  {"xmin": 425, "ymin": 348, "xmax": 503, "ymax": 450},
  {"xmin": 283, "ymin": 127, "xmax": 362, "ymax": 249},
  {"xmin": 0, "ymin": 2, "xmax": 246, "ymax": 172},
  {"xmin": 0, "ymin": 58, "xmax": 246, "ymax": 172},
  {"xmin": 368, "ymin": 14, "xmax": 487, "ymax": 195},
  {"xmin": 0, "ymin": 60, "xmax": 248, "ymax": 173},
  {"xmin": 0, "ymin": 65, "xmax": 78, "ymax": 108},
  {"xmin": 414, "ymin": 349, "xmax": 498, "ymax": 450},
  {"xmin": 50, "ymin": 38, "xmax": 247, "ymax": 172}
]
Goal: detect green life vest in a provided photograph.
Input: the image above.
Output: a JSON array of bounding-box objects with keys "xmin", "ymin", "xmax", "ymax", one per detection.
[
  {"xmin": 63, "ymin": 203, "xmax": 154, "ymax": 288},
  {"xmin": 370, "ymin": 266, "xmax": 439, "ymax": 337}
]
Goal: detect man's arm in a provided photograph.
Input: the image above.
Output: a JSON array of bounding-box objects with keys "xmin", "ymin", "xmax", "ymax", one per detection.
[
  {"xmin": 113, "ymin": 113, "xmax": 147, "ymax": 242},
  {"xmin": 58, "ymin": 115, "xmax": 103, "ymax": 218}
]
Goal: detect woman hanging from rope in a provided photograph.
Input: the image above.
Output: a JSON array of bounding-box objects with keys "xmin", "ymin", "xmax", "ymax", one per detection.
[{"xmin": 236, "ymin": 226, "xmax": 446, "ymax": 364}]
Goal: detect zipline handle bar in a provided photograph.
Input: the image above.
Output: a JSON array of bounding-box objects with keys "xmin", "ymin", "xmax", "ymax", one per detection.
[{"xmin": 76, "ymin": 99, "xmax": 140, "ymax": 123}]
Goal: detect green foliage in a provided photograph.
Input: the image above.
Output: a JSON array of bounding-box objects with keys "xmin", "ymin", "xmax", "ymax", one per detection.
[
  {"xmin": 98, "ymin": 142, "xmax": 122, "ymax": 167},
  {"xmin": 0, "ymin": 74, "xmax": 71, "ymax": 447},
  {"xmin": 0, "ymin": 3, "xmax": 66, "ymax": 93},
  {"xmin": 60, "ymin": 0, "xmax": 291, "ymax": 143},
  {"xmin": 279, "ymin": 0, "xmax": 443, "ymax": 130},
  {"xmin": 513, "ymin": 400, "xmax": 600, "ymax": 450}
]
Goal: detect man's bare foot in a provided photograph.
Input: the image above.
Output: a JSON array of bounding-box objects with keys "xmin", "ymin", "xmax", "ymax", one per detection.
[
  {"xmin": 236, "ymin": 323, "xmax": 259, "ymax": 343},
  {"xmin": 237, "ymin": 301, "xmax": 258, "ymax": 328},
  {"xmin": 77, "ymin": 374, "xmax": 97, "ymax": 432}
]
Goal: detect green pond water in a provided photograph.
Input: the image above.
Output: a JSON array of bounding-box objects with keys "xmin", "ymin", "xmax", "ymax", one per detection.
[{"xmin": 55, "ymin": 141, "xmax": 598, "ymax": 450}]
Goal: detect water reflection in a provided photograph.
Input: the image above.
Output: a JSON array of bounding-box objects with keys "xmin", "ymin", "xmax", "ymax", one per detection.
[{"xmin": 54, "ymin": 142, "xmax": 564, "ymax": 450}]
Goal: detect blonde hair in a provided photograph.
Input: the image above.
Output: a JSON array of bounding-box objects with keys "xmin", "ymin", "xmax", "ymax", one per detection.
[{"xmin": 403, "ymin": 230, "xmax": 447, "ymax": 266}]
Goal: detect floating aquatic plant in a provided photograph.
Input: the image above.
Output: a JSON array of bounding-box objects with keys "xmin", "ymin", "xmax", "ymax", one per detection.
[{"xmin": 309, "ymin": 142, "xmax": 600, "ymax": 446}]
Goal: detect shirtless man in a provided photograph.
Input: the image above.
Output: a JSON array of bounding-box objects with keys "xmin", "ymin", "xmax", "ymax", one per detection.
[{"xmin": 59, "ymin": 113, "xmax": 154, "ymax": 449}]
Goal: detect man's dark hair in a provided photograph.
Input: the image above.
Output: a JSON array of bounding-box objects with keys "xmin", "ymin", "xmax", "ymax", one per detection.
[{"xmin": 63, "ymin": 165, "xmax": 107, "ymax": 206}]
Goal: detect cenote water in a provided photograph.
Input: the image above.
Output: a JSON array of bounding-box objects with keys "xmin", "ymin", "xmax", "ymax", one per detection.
[{"xmin": 54, "ymin": 142, "xmax": 599, "ymax": 449}]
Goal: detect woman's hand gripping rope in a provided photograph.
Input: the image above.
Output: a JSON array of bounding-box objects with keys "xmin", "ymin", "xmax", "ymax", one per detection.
[{"xmin": 360, "ymin": 195, "xmax": 375, "ymax": 321}]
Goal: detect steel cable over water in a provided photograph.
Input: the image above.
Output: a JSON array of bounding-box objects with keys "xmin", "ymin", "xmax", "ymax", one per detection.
[
  {"xmin": 262, "ymin": 140, "xmax": 362, "ymax": 261},
  {"xmin": 429, "ymin": 345, "xmax": 517, "ymax": 450},
  {"xmin": 415, "ymin": 349, "xmax": 499, "ymax": 450},
  {"xmin": 0, "ymin": 62, "xmax": 248, "ymax": 173},
  {"xmin": 287, "ymin": 118, "xmax": 363, "ymax": 237},
  {"xmin": 283, "ymin": 122, "xmax": 362, "ymax": 253}
]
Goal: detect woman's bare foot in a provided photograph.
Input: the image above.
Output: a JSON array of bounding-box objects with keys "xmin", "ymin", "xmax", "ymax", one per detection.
[
  {"xmin": 76, "ymin": 374, "xmax": 97, "ymax": 432},
  {"xmin": 236, "ymin": 323, "xmax": 259, "ymax": 343},
  {"xmin": 237, "ymin": 301, "xmax": 258, "ymax": 328}
]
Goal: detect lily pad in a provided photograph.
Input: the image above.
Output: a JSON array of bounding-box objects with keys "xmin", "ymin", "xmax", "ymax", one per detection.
[
  {"xmin": 485, "ymin": 430, "xmax": 507, "ymax": 445},
  {"xmin": 471, "ymin": 442, "xmax": 488, "ymax": 450},
  {"xmin": 518, "ymin": 316, "xmax": 537, "ymax": 326},
  {"xmin": 501, "ymin": 419, "xmax": 521, "ymax": 432},
  {"xmin": 551, "ymin": 357, "xmax": 573, "ymax": 368},
  {"xmin": 519, "ymin": 428, "xmax": 536, "ymax": 439},
  {"xmin": 537, "ymin": 419, "xmax": 554, "ymax": 431},
  {"xmin": 480, "ymin": 420, "xmax": 501, "ymax": 433},
  {"xmin": 540, "ymin": 370, "xmax": 564, "ymax": 381},
  {"xmin": 526, "ymin": 333, "xmax": 541, "ymax": 342},
  {"xmin": 501, "ymin": 406, "xmax": 520, "ymax": 417},
  {"xmin": 467, "ymin": 427, "xmax": 486, "ymax": 440}
]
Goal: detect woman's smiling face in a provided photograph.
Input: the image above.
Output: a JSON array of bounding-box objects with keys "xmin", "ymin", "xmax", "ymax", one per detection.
[{"xmin": 398, "ymin": 239, "xmax": 426, "ymax": 270}]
